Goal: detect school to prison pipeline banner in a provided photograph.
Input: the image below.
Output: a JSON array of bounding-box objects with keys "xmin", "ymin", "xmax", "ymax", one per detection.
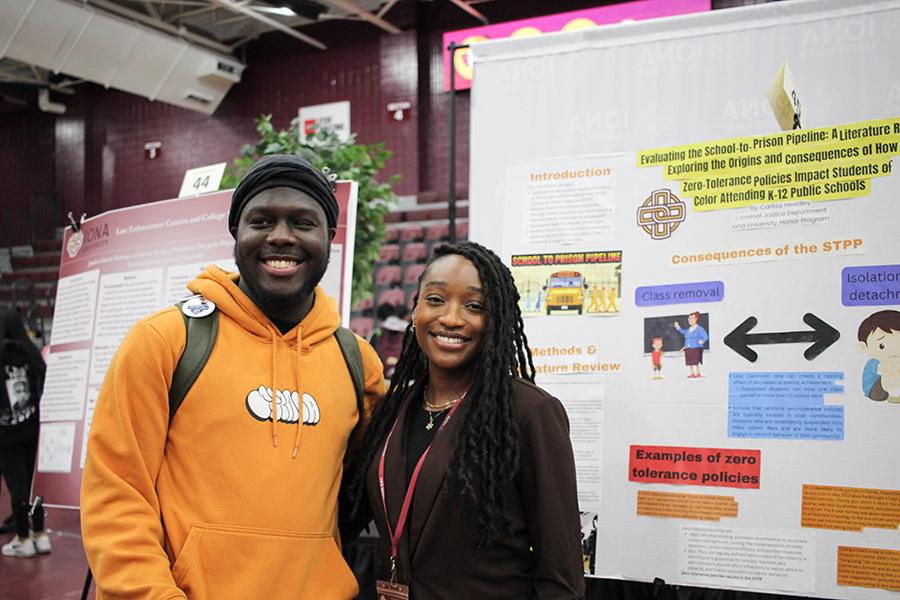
[{"xmin": 467, "ymin": 1, "xmax": 900, "ymax": 597}]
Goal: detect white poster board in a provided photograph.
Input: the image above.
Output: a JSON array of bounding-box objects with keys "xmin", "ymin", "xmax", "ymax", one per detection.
[{"xmin": 469, "ymin": 1, "xmax": 900, "ymax": 598}]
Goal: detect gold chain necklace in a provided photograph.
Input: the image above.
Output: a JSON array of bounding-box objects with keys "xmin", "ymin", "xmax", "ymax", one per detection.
[{"xmin": 423, "ymin": 385, "xmax": 462, "ymax": 431}]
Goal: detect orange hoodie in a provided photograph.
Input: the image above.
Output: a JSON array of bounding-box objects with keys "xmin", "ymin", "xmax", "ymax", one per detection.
[{"xmin": 81, "ymin": 266, "xmax": 384, "ymax": 600}]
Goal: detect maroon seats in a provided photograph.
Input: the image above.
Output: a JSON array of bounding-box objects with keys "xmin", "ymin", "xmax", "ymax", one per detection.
[
  {"xmin": 403, "ymin": 263, "xmax": 426, "ymax": 285},
  {"xmin": 377, "ymin": 288, "xmax": 406, "ymax": 306},
  {"xmin": 401, "ymin": 242, "xmax": 427, "ymax": 264},
  {"xmin": 352, "ymin": 297, "xmax": 374, "ymax": 312},
  {"xmin": 425, "ymin": 223, "xmax": 449, "ymax": 242},
  {"xmin": 375, "ymin": 265, "xmax": 402, "ymax": 286},
  {"xmin": 378, "ymin": 244, "xmax": 400, "ymax": 262},
  {"xmin": 350, "ymin": 317, "xmax": 374, "ymax": 338},
  {"xmin": 399, "ymin": 226, "xmax": 425, "ymax": 243}
]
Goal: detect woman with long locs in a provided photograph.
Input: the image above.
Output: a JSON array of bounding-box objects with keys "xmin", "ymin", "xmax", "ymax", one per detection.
[{"xmin": 343, "ymin": 242, "xmax": 584, "ymax": 599}]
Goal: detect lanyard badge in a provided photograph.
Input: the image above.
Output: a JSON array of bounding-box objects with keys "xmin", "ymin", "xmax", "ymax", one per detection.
[{"xmin": 376, "ymin": 579, "xmax": 410, "ymax": 600}]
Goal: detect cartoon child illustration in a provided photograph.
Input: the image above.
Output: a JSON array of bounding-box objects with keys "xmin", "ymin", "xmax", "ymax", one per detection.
[
  {"xmin": 674, "ymin": 311, "xmax": 708, "ymax": 379},
  {"xmin": 858, "ymin": 309, "xmax": 900, "ymax": 403},
  {"xmin": 651, "ymin": 337, "xmax": 664, "ymax": 380}
]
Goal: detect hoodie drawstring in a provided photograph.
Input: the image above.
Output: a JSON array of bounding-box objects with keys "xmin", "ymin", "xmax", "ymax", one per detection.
[
  {"xmin": 271, "ymin": 332, "xmax": 278, "ymax": 447},
  {"xmin": 291, "ymin": 327, "xmax": 304, "ymax": 459},
  {"xmin": 270, "ymin": 328, "xmax": 305, "ymax": 458}
]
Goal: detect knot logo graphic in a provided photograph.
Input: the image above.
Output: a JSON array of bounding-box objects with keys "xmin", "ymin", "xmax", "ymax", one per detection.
[
  {"xmin": 637, "ymin": 189, "xmax": 686, "ymax": 240},
  {"xmin": 246, "ymin": 386, "xmax": 320, "ymax": 425}
]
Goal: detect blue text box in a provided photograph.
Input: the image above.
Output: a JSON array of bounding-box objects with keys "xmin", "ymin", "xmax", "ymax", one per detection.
[
  {"xmin": 728, "ymin": 371, "xmax": 844, "ymax": 441},
  {"xmin": 842, "ymin": 264, "xmax": 900, "ymax": 306},
  {"xmin": 635, "ymin": 281, "xmax": 724, "ymax": 307}
]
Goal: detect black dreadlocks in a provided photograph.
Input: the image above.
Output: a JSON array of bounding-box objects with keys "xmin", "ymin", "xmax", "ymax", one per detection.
[{"xmin": 345, "ymin": 241, "xmax": 536, "ymax": 541}]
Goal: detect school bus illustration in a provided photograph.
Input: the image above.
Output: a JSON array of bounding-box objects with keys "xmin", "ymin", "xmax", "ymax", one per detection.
[{"xmin": 542, "ymin": 271, "xmax": 589, "ymax": 315}]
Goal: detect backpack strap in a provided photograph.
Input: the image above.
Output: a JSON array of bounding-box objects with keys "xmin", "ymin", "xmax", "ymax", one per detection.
[
  {"xmin": 334, "ymin": 326, "xmax": 365, "ymax": 444},
  {"xmin": 169, "ymin": 300, "xmax": 219, "ymax": 423},
  {"xmin": 168, "ymin": 312, "xmax": 359, "ymax": 428}
]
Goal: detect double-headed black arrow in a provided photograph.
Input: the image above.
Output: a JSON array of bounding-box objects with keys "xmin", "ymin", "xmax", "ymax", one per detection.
[{"xmin": 724, "ymin": 313, "xmax": 840, "ymax": 362}]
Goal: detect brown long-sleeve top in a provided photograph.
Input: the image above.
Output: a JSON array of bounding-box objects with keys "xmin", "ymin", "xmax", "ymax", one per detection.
[{"xmin": 366, "ymin": 377, "xmax": 586, "ymax": 600}]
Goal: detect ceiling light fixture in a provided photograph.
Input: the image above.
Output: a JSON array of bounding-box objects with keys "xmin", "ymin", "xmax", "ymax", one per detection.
[
  {"xmin": 279, "ymin": 0, "xmax": 328, "ymax": 20},
  {"xmin": 255, "ymin": 5, "xmax": 298, "ymax": 16}
]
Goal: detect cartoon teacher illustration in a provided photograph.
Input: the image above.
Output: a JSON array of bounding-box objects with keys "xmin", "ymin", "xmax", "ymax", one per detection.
[{"xmin": 674, "ymin": 311, "xmax": 708, "ymax": 379}]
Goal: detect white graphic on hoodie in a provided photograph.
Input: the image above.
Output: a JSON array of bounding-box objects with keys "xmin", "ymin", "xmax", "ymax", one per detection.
[{"xmin": 245, "ymin": 386, "xmax": 320, "ymax": 425}]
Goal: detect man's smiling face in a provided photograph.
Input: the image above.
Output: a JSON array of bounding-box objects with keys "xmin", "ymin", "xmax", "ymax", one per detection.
[{"xmin": 232, "ymin": 186, "xmax": 335, "ymax": 322}]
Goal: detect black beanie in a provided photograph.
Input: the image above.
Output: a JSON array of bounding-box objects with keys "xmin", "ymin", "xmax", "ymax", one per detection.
[{"xmin": 229, "ymin": 154, "xmax": 339, "ymax": 235}]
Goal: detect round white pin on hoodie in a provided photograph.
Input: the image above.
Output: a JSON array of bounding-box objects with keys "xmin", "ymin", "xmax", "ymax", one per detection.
[{"xmin": 181, "ymin": 296, "xmax": 216, "ymax": 318}]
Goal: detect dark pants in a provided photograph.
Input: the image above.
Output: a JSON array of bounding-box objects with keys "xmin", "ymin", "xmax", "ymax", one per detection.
[{"xmin": 0, "ymin": 424, "xmax": 40, "ymax": 538}]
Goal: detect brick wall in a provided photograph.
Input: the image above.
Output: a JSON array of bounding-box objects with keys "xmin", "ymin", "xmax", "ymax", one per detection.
[
  {"xmin": 0, "ymin": 109, "xmax": 56, "ymax": 244},
  {"xmin": 2, "ymin": 21, "xmax": 424, "ymax": 247}
]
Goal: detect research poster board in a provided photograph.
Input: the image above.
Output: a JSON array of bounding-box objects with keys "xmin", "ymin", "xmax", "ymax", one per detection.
[
  {"xmin": 35, "ymin": 182, "xmax": 357, "ymax": 508},
  {"xmin": 469, "ymin": 1, "xmax": 900, "ymax": 598}
]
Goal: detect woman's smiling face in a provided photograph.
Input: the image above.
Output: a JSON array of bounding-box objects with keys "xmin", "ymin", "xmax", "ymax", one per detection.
[{"xmin": 413, "ymin": 254, "xmax": 487, "ymax": 378}]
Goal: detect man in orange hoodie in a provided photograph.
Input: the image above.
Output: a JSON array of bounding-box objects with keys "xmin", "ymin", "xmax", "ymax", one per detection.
[{"xmin": 81, "ymin": 155, "xmax": 385, "ymax": 599}]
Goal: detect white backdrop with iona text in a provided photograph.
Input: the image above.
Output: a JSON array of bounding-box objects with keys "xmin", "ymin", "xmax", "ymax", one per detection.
[{"xmin": 468, "ymin": 1, "xmax": 900, "ymax": 598}]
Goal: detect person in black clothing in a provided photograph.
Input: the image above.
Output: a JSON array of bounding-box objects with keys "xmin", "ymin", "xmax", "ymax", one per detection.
[{"xmin": 0, "ymin": 309, "xmax": 50, "ymax": 558}]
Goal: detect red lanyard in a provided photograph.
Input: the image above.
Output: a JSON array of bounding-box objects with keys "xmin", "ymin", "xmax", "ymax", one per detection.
[{"xmin": 378, "ymin": 387, "xmax": 468, "ymax": 575}]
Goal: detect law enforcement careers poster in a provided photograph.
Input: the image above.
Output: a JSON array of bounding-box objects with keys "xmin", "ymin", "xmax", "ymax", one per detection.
[{"xmin": 35, "ymin": 183, "xmax": 357, "ymax": 508}]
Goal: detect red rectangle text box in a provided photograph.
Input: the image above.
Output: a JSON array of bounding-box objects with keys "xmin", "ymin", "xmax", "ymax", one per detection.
[{"xmin": 629, "ymin": 445, "xmax": 760, "ymax": 489}]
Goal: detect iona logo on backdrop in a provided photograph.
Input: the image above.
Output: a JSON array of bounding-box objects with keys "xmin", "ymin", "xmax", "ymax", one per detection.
[
  {"xmin": 801, "ymin": 18, "xmax": 876, "ymax": 58},
  {"xmin": 66, "ymin": 230, "xmax": 84, "ymax": 258},
  {"xmin": 67, "ymin": 223, "xmax": 110, "ymax": 258},
  {"xmin": 86, "ymin": 223, "xmax": 109, "ymax": 243}
]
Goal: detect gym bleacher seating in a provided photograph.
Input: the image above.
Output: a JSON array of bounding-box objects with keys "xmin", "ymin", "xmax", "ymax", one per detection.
[
  {"xmin": 399, "ymin": 226, "xmax": 425, "ymax": 243},
  {"xmin": 377, "ymin": 287, "xmax": 405, "ymax": 307},
  {"xmin": 401, "ymin": 242, "xmax": 426, "ymax": 264},
  {"xmin": 348, "ymin": 196, "xmax": 469, "ymax": 338},
  {"xmin": 374, "ymin": 264, "xmax": 402, "ymax": 286},
  {"xmin": 403, "ymin": 263, "xmax": 426, "ymax": 285},
  {"xmin": 349, "ymin": 316, "xmax": 374, "ymax": 339},
  {"xmin": 378, "ymin": 243, "xmax": 400, "ymax": 263},
  {"xmin": 425, "ymin": 223, "xmax": 449, "ymax": 242}
]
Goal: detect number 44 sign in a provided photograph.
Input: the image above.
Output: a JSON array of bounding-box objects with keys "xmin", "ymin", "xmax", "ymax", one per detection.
[{"xmin": 178, "ymin": 162, "xmax": 227, "ymax": 198}]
